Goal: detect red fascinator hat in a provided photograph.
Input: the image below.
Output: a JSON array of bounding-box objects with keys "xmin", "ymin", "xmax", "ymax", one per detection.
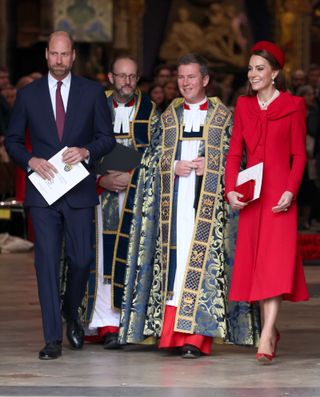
[{"xmin": 251, "ymin": 41, "xmax": 285, "ymax": 69}]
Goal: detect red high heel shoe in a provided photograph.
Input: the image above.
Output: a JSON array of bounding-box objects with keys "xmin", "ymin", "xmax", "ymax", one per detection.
[
  {"xmin": 272, "ymin": 329, "xmax": 281, "ymax": 358},
  {"xmin": 256, "ymin": 352, "xmax": 273, "ymax": 364}
]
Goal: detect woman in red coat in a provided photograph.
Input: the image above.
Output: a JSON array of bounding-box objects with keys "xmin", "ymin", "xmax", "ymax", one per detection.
[{"xmin": 225, "ymin": 41, "xmax": 309, "ymax": 364}]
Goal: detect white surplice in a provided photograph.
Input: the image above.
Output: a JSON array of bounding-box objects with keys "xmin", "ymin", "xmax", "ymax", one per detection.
[
  {"xmin": 89, "ymin": 200, "xmax": 120, "ymax": 329},
  {"xmin": 89, "ymin": 100, "xmax": 135, "ymax": 330},
  {"xmin": 166, "ymin": 98, "xmax": 207, "ymax": 307}
]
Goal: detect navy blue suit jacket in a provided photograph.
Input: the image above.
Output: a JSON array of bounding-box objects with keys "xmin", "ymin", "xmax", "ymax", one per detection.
[{"xmin": 5, "ymin": 74, "xmax": 115, "ymax": 208}]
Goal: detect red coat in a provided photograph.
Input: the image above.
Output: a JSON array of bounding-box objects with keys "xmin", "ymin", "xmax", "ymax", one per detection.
[{"xmin": 225, "ymin": 92, "xmax": 309, "ymax": 302}]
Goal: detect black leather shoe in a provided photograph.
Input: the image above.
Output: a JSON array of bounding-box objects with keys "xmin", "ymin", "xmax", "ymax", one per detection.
[
  {"xmin": 39, "ymin": 341, "xmax": 62, "ymax": 360},
  {"xmin": 103, "ymin": 333, "xmax": 121, "ymax": 350},
  {"xmin": 181, "ymin": 344, "xmax": 201, "ymax": 359},
  {"xmin": 66, "ymin": 319, "xmax": 84, "ymax": 349}
]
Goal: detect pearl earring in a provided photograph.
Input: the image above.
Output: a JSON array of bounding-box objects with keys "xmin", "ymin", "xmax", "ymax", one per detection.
[{"xmin": 272, "ymin": 77, "xmax": 275, "ymax": 85}]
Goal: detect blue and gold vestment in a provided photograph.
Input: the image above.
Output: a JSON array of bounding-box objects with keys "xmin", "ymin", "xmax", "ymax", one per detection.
[
  {"xmin": 83, "ymin": 89, "xmax": 160, "ymax": 323},
  {"xmin": 119, "ymin": 97, "xmax": 261, "ymax": 346}
]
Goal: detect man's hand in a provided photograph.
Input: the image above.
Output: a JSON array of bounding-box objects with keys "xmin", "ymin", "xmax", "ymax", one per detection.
[
  {"xmin": 192, "ymin": 157, "xmax": 205, "ymax": 176},
  {"xmin": 175, "ymin": 160, "xmax": 196, "ymax": 177},
  {"xmin": 28, "ymin": 157, "xmax": 58, "ymax": 180},
  {"xmin": 62, "ymin": 147, "xmax": 89, "ymax": 164},
  {"xmin": 98, "ymin": 170, "xmax": 130, "ymax": 192}
]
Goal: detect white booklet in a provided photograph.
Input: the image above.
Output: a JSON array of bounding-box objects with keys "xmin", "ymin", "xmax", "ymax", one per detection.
[
  {"xmin": 28, "ymin": 147, "xmax": 89, "ymax": 205},
  {"xmin": 236, "ymin": 162, "xmax": 263, "ymax": 201}
]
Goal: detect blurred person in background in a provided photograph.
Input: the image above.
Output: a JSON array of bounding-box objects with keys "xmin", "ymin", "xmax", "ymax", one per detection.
[
  {"xmin": 153, "ymin": 64, "xmax": 172, "ymax": 86},
  {"xmin": 307, "ymin": 64, "xmax": 320, "ymax": 105},
  {"xmin": 0, "ymin": 67, "xmax": 11, "ymax": 136},
  {"xmin": 29, "ymin": 72, "xmax": 43, "ymax": 80},
  {"xmin": 16, "ymin": 75, "xmax": 34, "ymax": 90},
  {"xmin": 1, "ymin": 85, "xmax": 17, "ymax": 109},
  {"xmin": 148, "ymin": 83, "xmax": 166, "ymax": 112},
  {"xmin": 0, "ymin": 67, "xmax": 10, "ymax": 92},
  {"xmin": 163, "ymin": 79, "xmax": 179, "ymax": 107},
  {"xmin": 137, "ymin": 78, "xmax": 152, "ymax": 94},
  {"xmin": 12, "ymin": 75, "xmax": 35, "ymax": 241},
  {"xmin": 290, "ymin": 69, "xmax": 306, "ymax": 95},
  {"xmin": 296, "ymin": 85, "xmax": 320, "ymax": 230},
  {"xmin": 0, "ymin": 67, "xmax": 14, "ymax": 199}
]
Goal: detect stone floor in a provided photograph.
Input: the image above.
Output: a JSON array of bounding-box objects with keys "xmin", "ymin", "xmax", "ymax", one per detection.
[{"xmin": 0, "ymin": 252, "xmax": 319, "ymax": 397}]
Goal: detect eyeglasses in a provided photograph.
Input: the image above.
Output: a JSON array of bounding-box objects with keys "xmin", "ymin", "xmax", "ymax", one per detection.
[{"xmin": 112, "ymin": 73, "xmax": 138, "ymax": 81}]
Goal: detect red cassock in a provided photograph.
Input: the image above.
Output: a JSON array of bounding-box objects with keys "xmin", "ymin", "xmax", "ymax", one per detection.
[{"xmin": 225, "ymin": 92, "xmax": 309, "ymax": 302}]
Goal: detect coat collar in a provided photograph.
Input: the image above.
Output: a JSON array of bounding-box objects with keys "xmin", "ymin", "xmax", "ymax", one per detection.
[
  {"xmin": 242, "ymin": 92, "xmax": 299, "ymax": 153},
  {"xmin": 246, "ymin": 91, "xmax": 297, "ymax": 120}
]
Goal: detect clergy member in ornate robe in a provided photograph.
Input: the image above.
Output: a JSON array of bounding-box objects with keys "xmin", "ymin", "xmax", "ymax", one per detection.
[
  {"xmin": 83, "ymin": 56, "xmax": 160, "ymax": 349},
  {"xmin": 119, "ymin": 54, "xmax": 260, "ymax": 358}
]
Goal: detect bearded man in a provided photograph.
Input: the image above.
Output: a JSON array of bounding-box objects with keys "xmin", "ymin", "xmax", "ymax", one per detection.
[{"xmin": 83, "ymin": 55, "xmax": 160, "ymax": 349}]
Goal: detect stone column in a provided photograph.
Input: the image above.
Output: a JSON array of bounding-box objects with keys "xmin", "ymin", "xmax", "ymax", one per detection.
[
  {"xmin": 113, "ymin": 0, "xmax": 130, "ymax": 51},
  {"xmin": 113, "ymin": 0, "xmax": 145, "ymax": 62},
  {"xmin": 275, "ymin": 0, "xmax": 312, "ymax": 75},
  {"xmin": 128, "ymin": 0, "xmax": 145, "ymax": 62},
  {"xmin": 39, "ymin": 0, "xmax": 54, "ymax": 41}
]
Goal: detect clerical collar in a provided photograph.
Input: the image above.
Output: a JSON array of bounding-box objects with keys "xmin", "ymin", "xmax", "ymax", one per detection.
[
  {"xmin": 113, "ymin": 97, "xmax": 135, "ymax": 108},
  {"xmin": 183, "ymin": 98, "xmax": 208, "ymax": 111},
  {"xmin": 183, "ymin": 97, "xmax": 208, "ymax": 132},
  {"xmin": 113, "ymin": 97, "xmax": 135, "ymax": 133}
]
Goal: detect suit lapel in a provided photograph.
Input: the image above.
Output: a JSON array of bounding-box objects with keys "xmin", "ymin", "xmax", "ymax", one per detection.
[
  {"xmin": 62, "ymin": 75, "xmax": 83, "ymax": 144},
  {"xmin": 37, "ymin": 76, "xmax": 59, "ymax": 143}
]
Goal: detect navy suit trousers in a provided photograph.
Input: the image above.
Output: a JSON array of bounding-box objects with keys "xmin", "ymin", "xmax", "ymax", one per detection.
[{"xmin": 30, "ymin": 199, "xmax": 94, "ymax": 343}]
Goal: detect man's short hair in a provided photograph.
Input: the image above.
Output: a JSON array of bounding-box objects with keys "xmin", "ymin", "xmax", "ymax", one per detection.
[
  {"xmin": 110, "ymin": 55, "xmax": 139, "ymax": 75},
  {"xmin": 47, "ymin": 31, "xmax": 75, "ymax": 49},
  {"xmin": 177, "ymin": 54, "xmax": 209, "ymax": 77}
]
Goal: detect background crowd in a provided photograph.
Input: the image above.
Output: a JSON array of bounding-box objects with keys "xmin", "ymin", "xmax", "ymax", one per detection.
[{"xmin": 1, "ymin": 61, "xmax": 320, "ymax": 232}]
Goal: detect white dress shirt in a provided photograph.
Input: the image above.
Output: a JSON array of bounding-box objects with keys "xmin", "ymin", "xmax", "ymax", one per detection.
[{"xmin": 48, "ymin": 72, "xmax": 71, "ymax": 119}]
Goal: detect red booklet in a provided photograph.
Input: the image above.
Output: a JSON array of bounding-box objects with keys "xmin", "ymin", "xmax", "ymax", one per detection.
[{"xmin": 234, "ymin": 179, "xmax": 255, "ymax": 202}]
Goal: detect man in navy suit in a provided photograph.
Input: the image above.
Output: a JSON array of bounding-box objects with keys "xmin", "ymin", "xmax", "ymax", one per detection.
[{"xmin": 5, "ymin": 31, "xmax": 115, "ymax": 360}]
